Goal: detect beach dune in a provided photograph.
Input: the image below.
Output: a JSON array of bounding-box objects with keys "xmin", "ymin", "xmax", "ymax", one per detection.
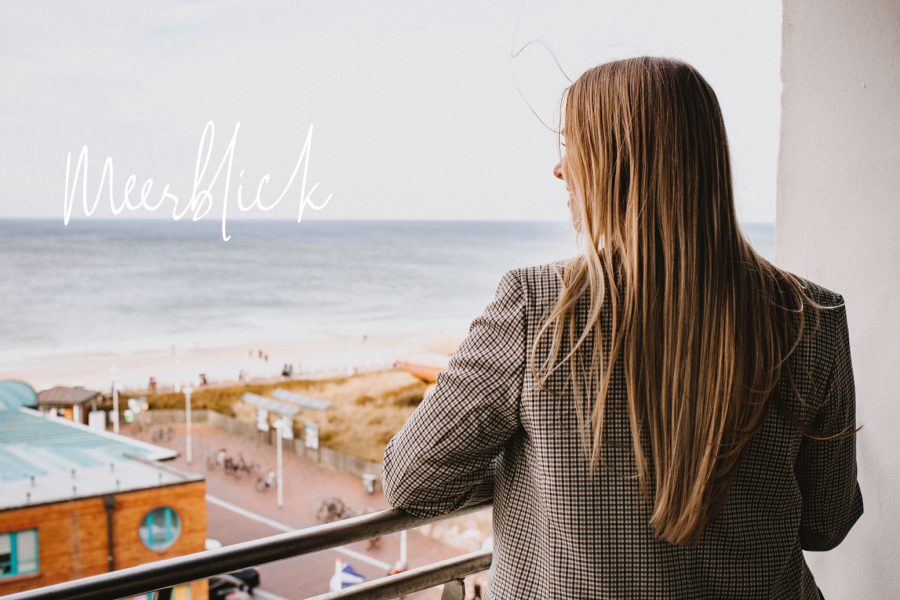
[{"xmin": 1, "ymin": 330, "xmax": 462, "ymax": 393}]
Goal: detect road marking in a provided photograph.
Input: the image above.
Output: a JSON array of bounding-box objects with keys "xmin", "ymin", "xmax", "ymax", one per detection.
[{"xmin": 206, "ymin": 494, "xmax": 391, "ymax": 571}]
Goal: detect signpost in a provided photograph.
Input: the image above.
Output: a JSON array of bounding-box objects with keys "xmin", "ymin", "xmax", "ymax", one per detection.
[
  {"xmin": 257, "ymin": 408, "xmax": 270, "ymax": 433},
  {"xmin": 304, "ymin": 422, "xmax": 320, "ymax": 462},
  {"xmin": 304, "ymin": 423, "xmax": 319, "ymax": 449},
  {"xmin": 280, "ymin": 416, "xmax": 294, "ymax": 440}
]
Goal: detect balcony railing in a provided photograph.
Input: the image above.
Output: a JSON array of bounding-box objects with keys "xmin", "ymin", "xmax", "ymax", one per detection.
[{"xmin": 0, "ymin": 501, "xmax": 493, "ymax": 600}]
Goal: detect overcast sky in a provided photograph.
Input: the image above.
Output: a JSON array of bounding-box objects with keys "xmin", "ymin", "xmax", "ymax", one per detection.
[{"xmin": 0, "ymin": 0, "xmax": 781, "ymax": 223}]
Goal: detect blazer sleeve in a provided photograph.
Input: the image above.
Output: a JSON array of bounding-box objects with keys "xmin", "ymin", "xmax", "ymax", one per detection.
[
  {"xmin": 382, "ymin": 268, "xmax": 526, "ymax": 518},
  {"xmin": 796, "ymin": 297, "xmax": 864, "ymax": 551}
]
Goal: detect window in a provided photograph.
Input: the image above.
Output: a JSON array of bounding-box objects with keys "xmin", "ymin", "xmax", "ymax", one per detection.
[
  {"xmin": 0, "ymin": 529, "xmax": 39, "ymax": 577},
  {"xmin": 139, "ymin": 507, "xmax": 181, "ymax": 552}
]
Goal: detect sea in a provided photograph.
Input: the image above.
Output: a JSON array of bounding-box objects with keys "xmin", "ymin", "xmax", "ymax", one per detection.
[{"xmin": 0, "ymin": 219, "xmax": 773, "ymax": 368}]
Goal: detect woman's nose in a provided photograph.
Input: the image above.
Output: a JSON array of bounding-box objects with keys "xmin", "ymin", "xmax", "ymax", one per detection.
[{"xmin": 553, "ymin": 162, "xmax": 564, "ymax": 180}]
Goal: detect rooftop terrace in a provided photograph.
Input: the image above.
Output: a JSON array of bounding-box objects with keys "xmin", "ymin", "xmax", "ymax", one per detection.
[{"xmin": 0, "ymin": 406, "xmax": 194, "ymax": 510}]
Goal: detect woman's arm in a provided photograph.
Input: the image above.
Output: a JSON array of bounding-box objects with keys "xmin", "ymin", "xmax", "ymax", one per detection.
[
  {"xmin": 795, "ymin": 298, "xmax": 864, "ymax": 551},
  {"xmin": 382, "ymin": 268, "xmax": 527, "ymax": 518}
]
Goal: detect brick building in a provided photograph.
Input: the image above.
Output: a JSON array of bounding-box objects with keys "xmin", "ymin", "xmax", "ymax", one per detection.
[{"xmin": 0, "ymin": 380, "xmax": 207, "ymax": 599}]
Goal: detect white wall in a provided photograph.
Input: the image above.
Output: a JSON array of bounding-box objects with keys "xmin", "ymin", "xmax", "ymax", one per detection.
[{"xmin": 777, "ymin": 0, "xmax": 900, "ymax": 597}]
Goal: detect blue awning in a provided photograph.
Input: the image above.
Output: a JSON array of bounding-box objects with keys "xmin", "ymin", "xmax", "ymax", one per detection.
[{"xmin": 0, "ymin": 380, "xmax": 38, "ymax": 411}]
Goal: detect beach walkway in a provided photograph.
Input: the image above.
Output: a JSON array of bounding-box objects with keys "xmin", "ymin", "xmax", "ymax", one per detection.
[{"xmin": 119, "ymin": 421, "xmax": 474, "ymax": 599}]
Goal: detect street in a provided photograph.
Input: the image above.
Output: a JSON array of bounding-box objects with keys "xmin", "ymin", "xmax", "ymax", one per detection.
[{"xmin": 123, "ymin": 420, "xmax": 477, "ymax": 599}]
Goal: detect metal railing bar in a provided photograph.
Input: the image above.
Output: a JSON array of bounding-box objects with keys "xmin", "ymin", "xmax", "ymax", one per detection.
[
  {"xmin": 307, "ymin": 550, "xmax": 492, "ymax": 600},
  {"xmin": 0, "ymin": 502, "xmax": 491, "ymax": 600}
]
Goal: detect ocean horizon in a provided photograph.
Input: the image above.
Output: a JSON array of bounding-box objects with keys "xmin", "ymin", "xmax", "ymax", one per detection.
[{"xmin": 0, "ymin": 218, "xmax": 774, "ymax": 370}]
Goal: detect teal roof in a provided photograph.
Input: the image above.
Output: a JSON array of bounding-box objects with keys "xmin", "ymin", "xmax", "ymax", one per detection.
[
  {"xmin": 0, "ymin": 381, "xmax": 37, "ymax": 410},
  {"xmin": 0, "ymin": 408, "xmax": 176, "ymax": 482},
  {"xmin": 271, "ymin": 388, "xmax": 332, "ymax": 411},
  {"xmin": 242, "ymin": 392, "xmax": 300, "ymax": 417}
]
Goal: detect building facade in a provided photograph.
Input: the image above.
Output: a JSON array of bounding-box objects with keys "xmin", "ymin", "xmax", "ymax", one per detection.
[
  {"xmin": 35, "ymin": 385, "xmax": 103, "ymax": 426},
  {"xmin": 0, "ymin": 381, "xmax": 207, "ymax": 599}
]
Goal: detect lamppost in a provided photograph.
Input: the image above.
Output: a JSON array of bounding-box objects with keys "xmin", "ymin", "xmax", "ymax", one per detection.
[
  {"xmin": 111, "ymin": 380, "xmax": 121, "ymax": 434},
  {"xmin": 184, "ymin": 385, "xmax": 193, "ymax": 465},
  {"xmin": 275, "ymin": 416, "xmax": 285, "ymax": 508},
  {"xmin": 389, "ymin": 532, "xmax": 409, "ymax": 575},
  {"xmin": 401, "ymin": 529, "xmax": 407, "ymax": 567}
]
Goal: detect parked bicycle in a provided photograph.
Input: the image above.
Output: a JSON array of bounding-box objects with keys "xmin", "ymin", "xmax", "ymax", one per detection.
[
  {"xmin": 316, "ymin": 497, "xmax": 352, "ymax": 523},
  {"xmin": 151, "ymin": 426, "xmax": 174, "ymax": 443},
  {"xmin": 206, "ymin": 448, "xmax": 228, "ymax": 471},
  {"xmin": 366, "ymin": 535, "xmax": 383, "ymax": 551},
  {"xmin": 131, "ymin": 413, "xmax": 152, "ymax": 436},
  {"xmin": 255, "ymin": 469, "xmax": 276, "ymax": 493},
  {"xmin": 224, "ymin": 457, "xmax": 245, "ymax": 478},
  {"xmin": 234, "ymin": 454, "xmax": 261, "ymax": 478},
  {"xmin": 206, "ymin": 448, "xmax": 260, "ymax": 480},
  {"xmin": 361, "ymin": 506, "xmax": 383, "ymax": 550}
]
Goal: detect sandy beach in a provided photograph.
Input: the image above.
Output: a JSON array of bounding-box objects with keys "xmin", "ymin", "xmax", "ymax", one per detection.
[{"xmin": 0, "ymin": 329, "xmax": 465, "ymax": 393}]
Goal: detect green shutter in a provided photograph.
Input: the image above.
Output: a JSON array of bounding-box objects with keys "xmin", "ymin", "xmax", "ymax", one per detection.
[
  {"xmin": 164, "ymin": 508, "xmax": 172, "ymax": 545},
  {"xmin": 8, "ymin": 532, "xmax": 16, "ymax": 575}
]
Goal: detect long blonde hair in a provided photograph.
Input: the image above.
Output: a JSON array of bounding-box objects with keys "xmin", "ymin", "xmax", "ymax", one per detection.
[{"xmin": 531, "ymin": 56, "xmax": 856, "ymax": 546}]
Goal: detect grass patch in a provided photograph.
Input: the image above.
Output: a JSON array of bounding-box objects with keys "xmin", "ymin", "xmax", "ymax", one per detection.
[{"xmin": 106, "ymin": 369, "xmax": 430, "ymax": 463}]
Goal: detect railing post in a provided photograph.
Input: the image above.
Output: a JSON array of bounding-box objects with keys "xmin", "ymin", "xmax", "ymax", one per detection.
[
  {"xmin": 154, "ymin": 587, "xmax": 173, "ymax": 600},
  {"xmin": 440, "ymin": 578, "xmax": 465, "ymax": 600}
]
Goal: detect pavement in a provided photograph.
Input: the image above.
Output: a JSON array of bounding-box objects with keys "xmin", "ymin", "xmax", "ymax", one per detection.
[{"xmin": 120, "ymin": 421, "xmax": 475, "ymax": 599}]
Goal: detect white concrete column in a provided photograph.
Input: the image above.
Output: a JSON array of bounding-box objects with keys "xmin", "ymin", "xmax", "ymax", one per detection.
[
  {"xmin": 111, "ymin": 381, "xmax": 120, "ymax": 433},
  {"xmin": 777, "ymin": 0, "xmax": 900, "ymax": 597}
]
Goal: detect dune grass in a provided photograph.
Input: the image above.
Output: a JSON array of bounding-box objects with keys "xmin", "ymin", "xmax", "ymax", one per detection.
[{"xmin": 111, "ymin": 369, "xmax": 429, "ymax": 463}]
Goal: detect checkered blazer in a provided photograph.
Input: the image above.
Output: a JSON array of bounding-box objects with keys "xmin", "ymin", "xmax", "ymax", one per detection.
[{"xmin": 382, "ymin": 260, "xmax": 863, "ymax": 599}]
